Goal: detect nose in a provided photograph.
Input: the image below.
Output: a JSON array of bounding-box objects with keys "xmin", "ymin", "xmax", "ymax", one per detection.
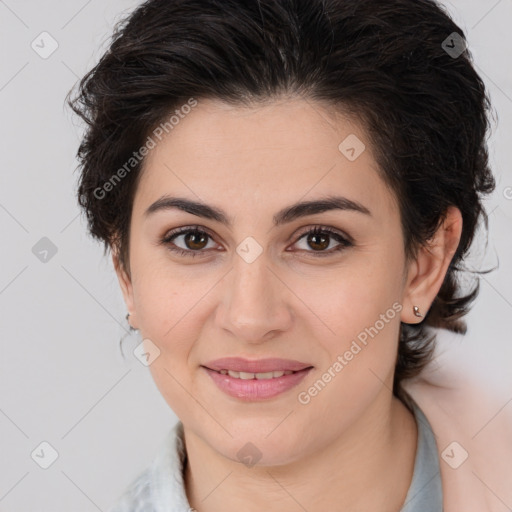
[{"xmin": 215, "ymin": 253, "xmax": 293, "ymax": 344}]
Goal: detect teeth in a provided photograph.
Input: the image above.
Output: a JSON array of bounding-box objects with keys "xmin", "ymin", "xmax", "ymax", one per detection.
[
  {"xmin": 222, "ymin": 369, "xmax": 295, "ymax": 379},
  {"xmin": 255, "ymin": 371, "xmax": 276, "ymax": 380}
]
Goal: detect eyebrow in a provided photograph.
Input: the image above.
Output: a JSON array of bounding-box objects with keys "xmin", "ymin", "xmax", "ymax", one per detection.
[{"xmin": 144, "ymin": 194, "xmax": 372, "ymax": 227}]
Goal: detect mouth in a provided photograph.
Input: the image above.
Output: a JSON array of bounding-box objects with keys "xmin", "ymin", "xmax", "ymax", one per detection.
[
  {"xmin": 211, "ymin": 369, "xmax": 299, "ymax": 379},
  {"xmin": 201, "ymin": 357, "xmax": 314, "ymax": 401}
]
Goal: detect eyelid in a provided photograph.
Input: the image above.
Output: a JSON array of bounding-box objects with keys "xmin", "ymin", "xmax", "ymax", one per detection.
[{"xmin": 293, "ymin": 224, "xmax": 354, "ymax": 245}]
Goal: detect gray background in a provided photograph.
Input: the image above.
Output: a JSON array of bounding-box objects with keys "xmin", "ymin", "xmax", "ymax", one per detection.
[{"xmin": 0, "ymin": 1, "xmax": 511, "ymax": 510}]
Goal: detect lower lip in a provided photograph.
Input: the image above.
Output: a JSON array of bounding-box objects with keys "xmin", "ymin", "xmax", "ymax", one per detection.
[{"xmin": 202, "ymin": 366, "xmax": 313, "ymax": 401}]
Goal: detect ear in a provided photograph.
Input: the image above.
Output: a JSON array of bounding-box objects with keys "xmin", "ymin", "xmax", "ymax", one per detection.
[
  {"xmin": 401, "ymin": 206, "xmax": 463, "ymax": 324},
  {"xmin": 112, "ymin": 248, "xmax": 138, "ymax": 330}
]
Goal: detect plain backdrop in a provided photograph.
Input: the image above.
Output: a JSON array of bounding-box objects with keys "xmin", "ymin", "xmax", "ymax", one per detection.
[{"xmin": 0, "ymin": 1, "xmax": 511, "ymax": 510}]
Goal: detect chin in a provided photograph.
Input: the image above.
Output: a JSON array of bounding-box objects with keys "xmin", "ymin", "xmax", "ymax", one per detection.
[{"xmin": 207, "ymin": 426, "xmax": 306, "ymax": 468}]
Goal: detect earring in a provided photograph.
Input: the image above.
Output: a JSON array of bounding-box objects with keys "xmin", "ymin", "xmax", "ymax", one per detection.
[
  {"xmin": 126, "ymin": 312, "xmax": 138, "ymax": 331},
  {"xmin": 413, "ymin": 305, "xmax": 423, "ymax": 318}
]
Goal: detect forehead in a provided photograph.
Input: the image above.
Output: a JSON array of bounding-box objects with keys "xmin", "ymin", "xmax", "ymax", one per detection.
[{"xmin": 133, "ymin": 97, "xmax": 398, "ymax": 224}]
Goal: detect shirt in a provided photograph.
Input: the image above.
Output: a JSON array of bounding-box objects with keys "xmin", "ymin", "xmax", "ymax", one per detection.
[{"xmin": 108, "ymin": 399, "xmax": 442, "ymax": 512}]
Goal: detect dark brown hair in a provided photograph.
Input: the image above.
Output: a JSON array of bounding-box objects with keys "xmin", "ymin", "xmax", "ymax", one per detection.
[{"xmin": 67, "ymin": 0, "xmax": 496, "ymax": 405}]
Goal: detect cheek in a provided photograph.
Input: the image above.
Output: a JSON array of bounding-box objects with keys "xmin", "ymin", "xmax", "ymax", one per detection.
[
  {"xmin": 294, "ymin": 277, "xmax": 403, "ymax": 431},
  {"xmin": 130, "ymin": 243, "xmax": 206, "ymax": 340},
  {"xmin": 133, "ymin": 267, "xmax": 206, "ymax": 420},
  {"xmin": 293, "ymin": 254, "xmax": 403, "ymax": 342},
  {"xmin": 291, "ymin": 254, "xmax": 404, "ymax": 400}
]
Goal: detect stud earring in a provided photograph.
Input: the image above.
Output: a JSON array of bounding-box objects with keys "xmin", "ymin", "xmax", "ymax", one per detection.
[{"xmin": 413, "ymin": 305, "xmax": 423, "ymax": 318}]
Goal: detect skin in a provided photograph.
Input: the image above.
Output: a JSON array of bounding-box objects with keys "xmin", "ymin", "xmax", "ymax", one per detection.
[{"xmin": 113, "ymin": 97, "xmax": 462, "ymax": 511}]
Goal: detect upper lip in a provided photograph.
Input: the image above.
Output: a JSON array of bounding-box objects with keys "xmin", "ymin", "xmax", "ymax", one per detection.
[{"xmin": 203, "ymin": 357, "xmax": 313, "ymax": 373}]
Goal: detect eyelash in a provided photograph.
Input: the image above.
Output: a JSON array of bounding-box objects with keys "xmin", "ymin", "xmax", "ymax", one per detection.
[{"xmin": 159, "ymin": 225, "xmax": 353, "ymax": 258}]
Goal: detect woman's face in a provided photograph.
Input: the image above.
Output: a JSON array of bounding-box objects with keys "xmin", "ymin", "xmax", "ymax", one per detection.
[{"xmin": 116, "ymin": 97, "xmax": 417, "ymax": 465}]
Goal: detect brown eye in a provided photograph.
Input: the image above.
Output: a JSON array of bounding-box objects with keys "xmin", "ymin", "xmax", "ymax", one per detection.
[
  {"xmin": 182, "ymin": 230, "xmax": 209, "ymax": 250},
  {"xmin": 292, "ymin": 226, "xmax": 353, "ymax": 256},
  {"xmin": 161, "ymin": 226, "xmax": 216, "ymax": 257},
  {"xmin": 306, "ymin": 231, "xmax": 330, "ymax": 251}
]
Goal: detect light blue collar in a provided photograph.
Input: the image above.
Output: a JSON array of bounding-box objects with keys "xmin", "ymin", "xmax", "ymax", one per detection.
[{"xmin": 399, "ymin": 400, "xmax": 443, "ymax": 511}]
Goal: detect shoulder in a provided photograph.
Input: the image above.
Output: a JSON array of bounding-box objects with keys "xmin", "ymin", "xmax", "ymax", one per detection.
[
  {"xmin": 403, "ymin": 328, "xmax": 512, "ymax": 512},
  {"xmin": 403, "ymin": 327, "xmax": 511, "ymax": 426},
  {"xmin": 108, "ymin": 422, "xmax": 189, "ymax": 512}
]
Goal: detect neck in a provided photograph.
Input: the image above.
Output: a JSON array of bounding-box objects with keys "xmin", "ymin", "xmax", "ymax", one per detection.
[{"xmin": 183, "ymin": 392, "xmax": 417, "ymax": 512}]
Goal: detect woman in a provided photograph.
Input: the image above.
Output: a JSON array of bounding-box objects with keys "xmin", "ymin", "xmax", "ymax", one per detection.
[{"xmin": 68, "ymin": 0, "xmax": 510, "ymax": 510}]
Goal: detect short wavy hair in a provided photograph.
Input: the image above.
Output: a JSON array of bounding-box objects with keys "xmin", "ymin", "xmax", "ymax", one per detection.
[{"xmin": 67, "ymin": 0, "xmax": 496, "ymax": 406}]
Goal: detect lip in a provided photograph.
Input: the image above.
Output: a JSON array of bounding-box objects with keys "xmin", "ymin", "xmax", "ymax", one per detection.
[
  {"xmin": 201, "ymin": 357, "xmax": 314, "ymax": 401},
  {"xmin": 203, "ymin": 357, "xmax": 313, "ymax": 373}
]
